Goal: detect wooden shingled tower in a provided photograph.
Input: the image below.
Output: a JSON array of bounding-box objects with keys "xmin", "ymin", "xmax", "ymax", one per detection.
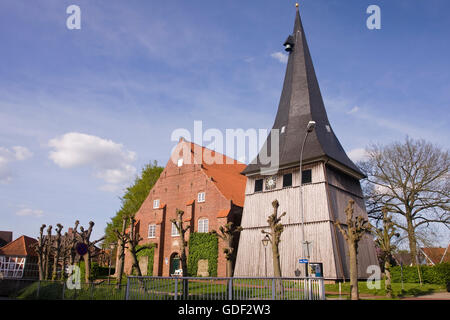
[{"xmin": 234, "ymin": 5, "xmax": 378, "ymax": 280}]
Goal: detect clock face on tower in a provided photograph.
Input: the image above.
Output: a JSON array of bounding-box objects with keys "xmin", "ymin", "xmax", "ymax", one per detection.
[{"xmin": 265, "ymin": 175, "xmax": 277, "ymax": 190}]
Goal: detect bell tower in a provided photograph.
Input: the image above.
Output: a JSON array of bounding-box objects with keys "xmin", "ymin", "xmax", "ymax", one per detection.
[{"xmin": 234, "ymin": 5, "xmax": 378, "ymax": 279}]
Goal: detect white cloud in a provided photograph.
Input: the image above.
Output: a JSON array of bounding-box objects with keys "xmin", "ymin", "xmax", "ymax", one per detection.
[
  {"xmin": 0, "ymin": 146, "xmax": 33, "ymax": 183},
  {"xmin": 48, "ymin": 132, "xmax": 137, "ymax": 191},
  {"xmin": 347, "ymin": 106, "xmax": 360, "ymax": 114},
  {"xmin": 16, "ymin": 207, "xmax": 44, "ymax": 218},
  {"xmin": 348, "ymin": 148, "xmax": 368, "ymax": 162},
  {"xmin": 270, "ymin": 52, "xmax": 288, "ymax": 64}
]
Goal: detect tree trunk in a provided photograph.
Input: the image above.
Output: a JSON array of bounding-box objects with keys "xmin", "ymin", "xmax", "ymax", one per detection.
[
  {"xmin": 226, "ymin": 259, "xmax": 233, "ymax": 278},
  {"xmin": 115, "ymin": 220, "xmax": 127, "ymax": 288},
  {"xmin": 384, "ymin": 259, "xmax": 393, "ymax": 298},
  {"xmin": 84, "ymin": 252, "xmax": 91, "ymax": 283},
  {"xmin": 406, "ymin": 216, "xmax": 418, "ymax": 266},
  {"xmin": 349, "ymin": 242, "xmax": 359, "ymax": 300},
  {"xmin": 272, "ymin": 242, "xmax": 282, "ymax": 278},
  {"xmin": 37, "ymin": 256, "xmax": 44, "ymax": 281}
]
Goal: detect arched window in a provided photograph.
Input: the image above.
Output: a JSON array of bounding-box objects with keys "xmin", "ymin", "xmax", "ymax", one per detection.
[{"xmin": 198, "ymin": 218, "xmax": 209, "ymax": 233}]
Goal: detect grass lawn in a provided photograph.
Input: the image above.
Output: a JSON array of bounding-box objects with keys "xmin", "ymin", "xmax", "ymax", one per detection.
[{"xmin": 325, "ymin": 280, "xmax": 446, "ymax": 299}]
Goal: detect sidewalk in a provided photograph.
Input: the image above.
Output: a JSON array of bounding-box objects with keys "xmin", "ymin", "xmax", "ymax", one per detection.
[{"xmin": 402, "ymin": 292, "xmax": 450, "ymax": 300}]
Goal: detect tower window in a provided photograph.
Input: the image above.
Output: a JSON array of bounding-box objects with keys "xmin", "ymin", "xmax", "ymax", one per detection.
[
  {"xmin": 153, "ymin": 199, "xmax": 160, "ymax": 209},
  {"xmin": 254, "ymin": 179, "xmax": 263, "ymax": 192},
  {"xmin": 283, "ymin": 173, "xmax": 292, "ymax": 187},
  {"xmin": 177, "ymin": 158, "xmax": 183, "ymax": 167},
  {"xmin": 302, "ymin": 169, "xmax": 312, "ymax": 184}
]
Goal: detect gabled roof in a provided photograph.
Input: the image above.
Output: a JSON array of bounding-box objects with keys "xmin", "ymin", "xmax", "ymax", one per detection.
[
  {"xmin": 243, "ymin": 7, "xmax": 364, "ymax": 178},
  {"xmin": 0, "ymin": 235, "xmax": 37, "ymax": 257},
  {"xmin": 420, "ymin": 246, "xmax": 450, "ymax": 265},
  {"xmin": 187, "ymin": 141, "xmax": 247, "ymax": 207}
]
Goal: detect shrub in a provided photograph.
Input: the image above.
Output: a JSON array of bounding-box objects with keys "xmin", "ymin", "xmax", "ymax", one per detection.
[
  {"xmin": 391, "ymin": 263, "xmax": 450, "ymax": 285},
  {"xmin": 188, "ymin": 232, "xmax": 218, "ymax": 277}
]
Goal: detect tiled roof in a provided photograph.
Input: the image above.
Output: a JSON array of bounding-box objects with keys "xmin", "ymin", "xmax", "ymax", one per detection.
[
  {"xmin": 421, "ymin": 246, "xmax": 450, "ymax": 265},
  {"xmin": 188, "ymin": 141, "xmax": 247, "ymax": 207},
  {"xmin": 217, "ymin": 209, "xmax": 230, "ymax": 218},
  {"xmin": 0, "ymin": 235, "xmax": 37, "ymax": 257}
]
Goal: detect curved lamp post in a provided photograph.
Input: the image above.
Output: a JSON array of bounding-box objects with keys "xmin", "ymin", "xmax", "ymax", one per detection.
[{"xmin": 299, "ymin": 121, "xmax": 316, "ymax": 265}]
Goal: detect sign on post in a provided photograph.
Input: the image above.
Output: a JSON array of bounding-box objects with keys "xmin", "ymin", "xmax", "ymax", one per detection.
[{"xmin": 298, "ymin": 258, "xmax": 308, "ymax": 264}]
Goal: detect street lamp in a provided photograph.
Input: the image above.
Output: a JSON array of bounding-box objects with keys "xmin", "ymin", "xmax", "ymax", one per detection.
[
  {"xmin": 108, "ymin": 243, "xmax": 115, "ymax": 284},
  {"xmin": 299, "ymin": 121, "xmax": 316, "ymax": 274},
  {"xmin": 262, "ymin": 235, "xmax": 270, "ymax": 278}
]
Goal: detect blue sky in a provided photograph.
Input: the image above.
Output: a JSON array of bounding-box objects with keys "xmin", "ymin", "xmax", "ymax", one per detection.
[{"xmin": 0, "ymin": 0, "xmax": 449, "ymax": 244}]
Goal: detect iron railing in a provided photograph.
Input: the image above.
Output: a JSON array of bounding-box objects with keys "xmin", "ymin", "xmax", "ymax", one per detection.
[
  {"xmin": 126, "ymin": 276, "xmax": 325, "ymax": 300},
  {"xmin": 7, "ymin": 276, "xmax": 325, "ymax": 300}
]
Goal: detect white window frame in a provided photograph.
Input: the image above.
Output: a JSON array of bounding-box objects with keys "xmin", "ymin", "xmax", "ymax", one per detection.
[
  {"xmin": 177, "ymin": 158, "xmax": 183, "ymax": 167},
  {"xmin": 171, "ymin": 222, "xmax": 180, "ymax": 237},
  {"xmin": 198, "ymin": 218, "xmax": 209, "ymax": 233},
  {"xmin": 148, "ymin": 224, "xmax": 156, "ymax": 238},
  {"xmin": 198, "ymin": 192, "xmax": 205, "ymax": 203},
  {"xmin": 153, "ymin": 199, "xmax": 160, "ymax": 209}
]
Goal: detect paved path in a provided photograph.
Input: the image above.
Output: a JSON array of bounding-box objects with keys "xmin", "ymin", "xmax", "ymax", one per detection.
[{"xmin": 402, "ymin": 291, "xmax": 450, "ymax": 300}]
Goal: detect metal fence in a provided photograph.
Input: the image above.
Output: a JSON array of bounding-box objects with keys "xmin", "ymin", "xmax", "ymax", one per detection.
[
  {"xmin": 7, "ymin": 276, "xmax": 325, "ymax": 300},
  {"xmin": 126, "ymin": 276, "xmax": 325, "ymax": 300}
]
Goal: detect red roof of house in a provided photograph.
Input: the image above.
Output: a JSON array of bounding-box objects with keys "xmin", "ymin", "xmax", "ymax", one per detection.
[
  {"xmin": 421, "ymin": 246, "xmax": 450, "ymax": 264},
  {"xmin": 0, "ymin": 235, "xmax": 37, "ymax": 257},
  {"xmin": 188, "ymin": 141, "xmax": 247, "ymax": 207}
]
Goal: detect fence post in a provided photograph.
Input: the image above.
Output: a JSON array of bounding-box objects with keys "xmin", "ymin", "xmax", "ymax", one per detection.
[
  {"xmin": 319, "ymin": 278, "xmax": 325, "ymax": 300},
  {"xmin": 62, "ymin": 281, "xmax": 65, "ymax": 300},
  {"xmin": 308, "ymin": 278, "xmax": 312, "ymax": 300},
  {"xmin": 90, "ymin": 283, "xmax": 94, "ymax": 300},
  {"xmin": 36, "ymin": 280, "xmax": 40, "ymax": 299},
  {"xmin": 228, "ymin": 278, "xmax": 233, "ymax": 300},
  {"xmin": 174, "ymin": 278, "xmax": 178, "ymax": 300},
  {"xmin": 125, "ymin": 277, "xmax": 130, "ymax": 300},
  {"xmin": 271, "ymin": 279, "xmax": 275, "ymax": 300}
]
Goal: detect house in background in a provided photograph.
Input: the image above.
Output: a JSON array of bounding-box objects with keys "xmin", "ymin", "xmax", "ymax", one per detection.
[
  {"xmin": 0, "ymin": 231, "xmax": 13, "ymax": 248},
  {"xmin": 0, "ymin": 235, "xmax": 39, "ymax": 279},
  {"xmin": 124, "ymin": 138, "xmax": 247, "ymax": 277},
  {"xmin": 420, "ymin": 245, "xmax": 450, "ymax": 265}
]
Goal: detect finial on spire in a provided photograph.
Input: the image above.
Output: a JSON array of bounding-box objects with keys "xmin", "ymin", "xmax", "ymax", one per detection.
[{"xmin": 296, "ymin": 3, "xmax": 299, "ymax": 8}]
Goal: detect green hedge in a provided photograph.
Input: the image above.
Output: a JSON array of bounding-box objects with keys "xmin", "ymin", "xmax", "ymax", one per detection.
[
  {"xmin": 391, "ymin": 263, "xmax": 450, "ymax": 285},
  {"xmin": 135, "ymin": 244, "xmax": 156, "ymax": 276},
  {"xmin": 188, "ymin": 232, "xmax": 218, "ymax": 277}
]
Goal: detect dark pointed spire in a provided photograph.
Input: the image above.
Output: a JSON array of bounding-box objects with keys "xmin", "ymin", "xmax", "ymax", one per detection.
[{"xmin": 243, "ymin": 6, "xmax": 364, "ymax": 178}]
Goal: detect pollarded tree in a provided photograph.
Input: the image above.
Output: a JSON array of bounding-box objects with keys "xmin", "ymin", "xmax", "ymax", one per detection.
[
  {"xmin": 171, "ymin": 209, "xmax": 190, "ymax": 277},
  {"xmin": 113, "ymin": 218, "xmax": 127, "ymax": 288},
  {"xmin": 261, "ymin": 200, "xmax": 286, "ymax": 278},
  {"xmin": 44, "ymin": 225, "xmax": 53, "ymax": 280},
  {"xmin": 171, "ymin": 209, "xmax": 190, "ymax": 299},
  {"xmin": 33, "ymin": 224, "xmax": 47, "ymax": 280},
  {"xmin": 212, "ymin": 222, "xmax": 242, "ymax": 277},
  {"xmin": 51, "ymin": 224, "xmax": 63, "ymax": 280},
  {"xmin": 360, "ymin": 137, "xmax": 449, "ymax": 265},
  {"xmin": 371, "ymin": 207, "xmax": 399, "ymax": 298},
  {"xmin": 335, "ymin": 200, "xmax": 372, "ymax": 300},
  {"xmin": 75, "ymin": 221, "xmax": 104, "ymax": 283}
]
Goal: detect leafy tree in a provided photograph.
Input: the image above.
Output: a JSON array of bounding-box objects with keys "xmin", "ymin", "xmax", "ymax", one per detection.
[
  {"xmin": 104, "ymin": 161, "xmax": 163, "ymax": 246},
  {"xmin": 360, "ymin": 137, "xmax": 449, "ymax": 265}
]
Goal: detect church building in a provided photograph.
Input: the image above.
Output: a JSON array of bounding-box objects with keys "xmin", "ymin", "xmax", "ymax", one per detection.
[
  {"xmin": 234, "ymin": 6, "xmax": 378, "ymax": 280},
  {"xmin": 124, "ymin": 138, "xmax": 247, "ymax": 277}
]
